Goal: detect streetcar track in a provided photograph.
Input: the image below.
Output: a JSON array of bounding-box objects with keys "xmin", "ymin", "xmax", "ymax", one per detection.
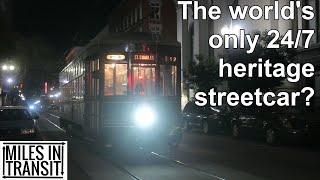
[
  {"xmin": 43, "ymin": 117, "xmax": 66, "ymax": 132},
  {"xmin": 88, "ymin": 145, "xmax": 144, "ymax": 180},
  {"xmin": 65, "ymin": 133, "xmax": 143, "ymax": 180},
  {"xmin": 43, "ymin": 112, "xmax": 225, "ymax": 180},
  {"xmin": 105, "ymin": 146, "xmax": 226, "ymax": 180},
  {"xmin": 40, "ymin": 113, "xmax": 142, "ymax": 179},
  {"xmin": 73, "ymin": 136, "xmax": 143, "ymax": 180},
  {"xmin": 150, "ymin": 151, "xmax": 226, "ymax": 180},
  {"xmin": 69, "ymin": 156, "xmax": 93, "ymax": 180},
  {"xmin": 107, "ymin": 158, "xmax": 143, "ymax": 180},
  {"xmin": 37, "ymin": 115, "xmax": 92, "ymax": 180}
]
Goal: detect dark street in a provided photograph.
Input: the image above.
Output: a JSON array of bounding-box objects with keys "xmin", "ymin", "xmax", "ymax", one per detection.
[
  {"xmin": 36, "ymin": 112, "xmax": 320, "ymax": 180},
  {"xmin": 1, "ymin": 1, "xmax": 320, "ymax": 179}
]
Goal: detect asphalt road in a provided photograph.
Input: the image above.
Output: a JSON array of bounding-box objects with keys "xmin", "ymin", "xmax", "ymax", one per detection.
[{"xmin": 35, "ymin": 113, "xmax": 320, "ymax": 180}]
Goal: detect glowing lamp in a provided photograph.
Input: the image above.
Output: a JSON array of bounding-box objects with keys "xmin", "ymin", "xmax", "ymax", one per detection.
[{"xmin": 106, "ymin": 54, "xmax": 126, "ymax": 61}]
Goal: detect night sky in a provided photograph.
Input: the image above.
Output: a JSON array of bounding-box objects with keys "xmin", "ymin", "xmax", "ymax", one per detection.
[
  {"xmin": 9, "ymin": 0, "xmax": 118, "ymax": 96},
  {"xmin": 12, "ymin": 0, "xmax": 118, "ymax": 54}
]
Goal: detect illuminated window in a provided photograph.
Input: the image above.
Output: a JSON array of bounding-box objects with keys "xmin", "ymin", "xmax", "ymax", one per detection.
[
  {"xmin": 133, "ymin": 66, "xmax": 156, "ymax": 96},
  {"xmin": 115, "ymin": 64, "xmax": 127, "ymax": 95},
  {"xmin": 104, "ymin": 64, "xmax": 128, "ymax": 96},
  {"xmin": 104, "ymin": 64, "xmax": 114, "ymax": 96},
  {"xmin": 160, "ymin": 65, "xmax": 177, "ymax": 96}
]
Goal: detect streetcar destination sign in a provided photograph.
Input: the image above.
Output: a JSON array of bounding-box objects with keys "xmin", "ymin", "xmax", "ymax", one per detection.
[
  {"xmin": 134, "ymin": 54, "xmax": 155, "ymax": 61},
  {"xmin": 106, "ymin": 54, "xmax": 126, "ymax": 61}
]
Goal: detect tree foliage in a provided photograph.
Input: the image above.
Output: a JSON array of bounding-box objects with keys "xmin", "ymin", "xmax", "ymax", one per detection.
[
  {"xmin": 188, "ymin": 31, "xmax": 296, "ymax": 93},
  {"xmin": 227, "ymin": 30, "xmax": 296, "ymax": 92},
  {"xmin": 188, "ymin": 55, "xmax": 223, "ymax": 92}
]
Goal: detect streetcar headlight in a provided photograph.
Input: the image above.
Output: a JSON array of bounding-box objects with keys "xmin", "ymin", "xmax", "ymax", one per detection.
[
  {"xmin": 29, "ymin": 105, "xmax": 35, "ymax": 110},
  {"xmin": 134, "ymin": 106, "xmax": 155, "ymax": 128}
]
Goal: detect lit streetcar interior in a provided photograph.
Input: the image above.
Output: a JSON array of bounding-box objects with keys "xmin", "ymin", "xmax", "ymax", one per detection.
[{"xmin": 103, "ymin": 49, "xmax": 178, "ymax": 97}]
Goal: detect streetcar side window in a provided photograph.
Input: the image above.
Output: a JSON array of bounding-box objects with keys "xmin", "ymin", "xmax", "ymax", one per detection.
[
  {"xmin": 160, "ymin": 65, "xmax": 177, "ymax": 96},
  {"xmin": 104, "ymin": 64, "xmax": 114, "ymax": 96},
  {"xmin": 115, "ymin": 64, "xmax": 128, "ymax": 95},
  {"xmin": 104, "ymin": 64, "xmax": 128, "ymax": 96}
]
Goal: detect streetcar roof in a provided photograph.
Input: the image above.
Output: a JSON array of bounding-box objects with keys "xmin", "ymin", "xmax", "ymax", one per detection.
[
  {"xmin": 88, "ymin": 31, "xmax": 180, "ymax": 47},
  {"xmin": 60, "ymin": 31, "xmax": 180, "ymax": 73}
]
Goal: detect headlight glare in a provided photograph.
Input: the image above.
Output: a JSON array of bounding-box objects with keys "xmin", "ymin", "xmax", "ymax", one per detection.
[
  {"xmin": 134, "ymin": 106, "xmax": 155, "ymax": 128},
  {"xmin": 29, "ymin": 105, "xmax": 35, "ymax": 110}
]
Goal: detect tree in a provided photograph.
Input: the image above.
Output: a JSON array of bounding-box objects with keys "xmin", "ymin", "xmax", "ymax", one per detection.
[
  {"xmin": 188, "ymin": 55, "xmax": 223, "ymax": 92},
  {"xmin": 227, "ymin": 30, "xmax": 296, "ymax": 92},
  {"xmin": 188, "ymin": 31, "xmax": 296, "ymax": 94}
]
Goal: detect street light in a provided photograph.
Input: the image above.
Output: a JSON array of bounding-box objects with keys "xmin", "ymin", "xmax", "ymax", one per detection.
[
  {"xmin": 221, "ymin": 26, "xmax": 230, "ymax": 35},
  {"xmin": 231, "ymin": 25, "xmax": 241, "ymax": 35},
  {"xmin": 2, "ymin": 65, "xmax": 8, "ymax": 71},
  {"xmin": 2, "ymin": 64, "xmax": 15, "ymax": 71},
  {"xmin": 221, "ymin": 25, "xmax": 242, "ymax": 36},
  {"xmin": 9, "ymin": 65, "xmax": 15, "ymax": 71}
]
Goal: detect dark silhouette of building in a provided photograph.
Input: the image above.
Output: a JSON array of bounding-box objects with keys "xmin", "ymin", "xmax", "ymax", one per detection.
[
  {"xmin": 107, "ymin": 0, "xmax": 177, "ymax": 41},
  {"xmin": 0, "ymin": 0, "xmax": 13, "ymax": 57}
]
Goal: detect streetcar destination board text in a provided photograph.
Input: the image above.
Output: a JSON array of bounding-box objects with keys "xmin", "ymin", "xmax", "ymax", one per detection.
[{"xmin": 134, "ymin": 54, "xmax": 155, "ymax": 61}]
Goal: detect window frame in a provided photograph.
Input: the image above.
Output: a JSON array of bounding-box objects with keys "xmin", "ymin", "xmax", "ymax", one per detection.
[
  {"xmin": 104, "ymin": 63, "xmax": 128, "ymax": 96},
  {"xmin": 159, "ymin": 65, "xmax": 177, "ymax": 96},
  {"xmin": 150, "ymin": 2, "xmax": 161, "ymax": 21},
  {"xmin": 131, "ymin": 64, "xmax": 157, "ymax": 96}
]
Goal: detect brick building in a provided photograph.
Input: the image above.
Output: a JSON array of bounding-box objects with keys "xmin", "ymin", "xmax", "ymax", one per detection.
[{"xmin": 107, "ymin": 0, "xmax": 177, "ymax": 41}]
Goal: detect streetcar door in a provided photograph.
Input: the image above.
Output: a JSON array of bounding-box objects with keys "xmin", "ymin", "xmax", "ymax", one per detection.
[{"xmin": 132, "ymin": 66, "xmax": 156, "ymax": 96}]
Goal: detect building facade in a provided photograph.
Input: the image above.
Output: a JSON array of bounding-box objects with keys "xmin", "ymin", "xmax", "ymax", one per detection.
[
  {"xmin": 176, "ymin": 0, "xmax": 320, "ymax": 110},
  {"xmin": 297, "ymin": 0, "xmax": 320, "ymax": 111},
  {"xmin": 107, "ymin": 0, "xmax": 177, "ymax": 41}
]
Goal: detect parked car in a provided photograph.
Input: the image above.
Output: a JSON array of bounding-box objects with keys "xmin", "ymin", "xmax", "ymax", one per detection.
[
  {"xmin": 182, "ymin": 101, "xmax": 234, "ymax": 134},
  {"xmin": 0, "ymin": 106, "xmax": 39, "ymax": 140},
  {"xmin": 231, "ymin": 107, "xmax": 308, "ymax": 145}
]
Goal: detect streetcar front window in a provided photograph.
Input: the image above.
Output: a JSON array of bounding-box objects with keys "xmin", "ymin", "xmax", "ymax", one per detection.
[
  {"xmin": 133, "ymin": 66, "xmax": 156, "ymax": 96},
  {"xmin": 104, "ymin": 64, "xmax": 128, "ymax": 96},
  {"xmin": 160, "ymin": 65, "xmax": 177, "ymax": 96}
]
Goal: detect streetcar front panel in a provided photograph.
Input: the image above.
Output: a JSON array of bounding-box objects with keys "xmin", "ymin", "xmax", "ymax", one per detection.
[{"xmin": 100, "ymin": 43, "xmax": 181, "ymax": 144}]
